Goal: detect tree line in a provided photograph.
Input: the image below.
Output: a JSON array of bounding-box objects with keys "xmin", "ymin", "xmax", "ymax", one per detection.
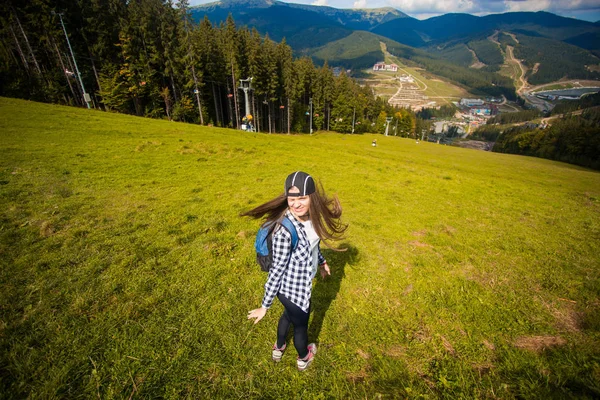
[
  {"xmin": 512, "ymin": 35, "xmax": 600, "ymax": 85},
  {"xmin": 486, "ymin": 109, "xmax": 541, "ymax": 125},
  {"xmin": 0, "ymin": 0, "xmax": 422, "ymax": 135},
  {"xmin": 551, "ymin": 92, "xmax": 600, "ymax": 115},
  {"xmin": 492, "ymin": 108, "xmax": 600, "ymax": 170}
]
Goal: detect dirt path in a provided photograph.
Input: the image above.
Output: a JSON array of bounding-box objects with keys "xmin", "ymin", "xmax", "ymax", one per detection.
[
  {"xmin": 379, "ymin": 41, "xmax": 460, "ymax": 108},
  {"xmin": 506, "ymin": 45, "xmax": 527, "ymax": 95},
  {"xmin": 541, "ymin": 108, "xmax": 589, "ymax": 125},
  {"xmin": 488, "ymin": 31, "xmax": 524, "ymax": 111},
  {"xmin": 488, "ymin": 31, "xmax": 500, "ymax": 46},
  {"xmin": 500, "ymin": 95, "xmax": 520, "ymax": 111},
  {"xmin": 467, "ymin": 47, "xmax": 486, "ymax": 69}
]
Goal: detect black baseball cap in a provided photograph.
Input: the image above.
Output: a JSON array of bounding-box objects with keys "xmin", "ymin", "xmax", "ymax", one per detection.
[{"xmin": 285, "ymin": 171, "xmax": 316, "ymax": 197}]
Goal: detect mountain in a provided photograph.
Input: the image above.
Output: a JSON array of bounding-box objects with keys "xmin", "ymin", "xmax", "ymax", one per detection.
[
  {"xmin": 372, "ymin": 11, "xmax": 600, "ymax": 47},
  {"xmin": 190, "ymin": 1, "xmax": 600, "ymax": 87},
  {"xmin": 282, "ymin": 3, "xmax": 409, "ymax": 31},
  {"xmin": 190, "ymin": 0, "xmax": 407, "ymax": 49},
  {"xmin": 209, "ymin": 4, "xmax": 353, "ymax": 50},
  {"xmin": 310, "ymin": 31, "xmax": 386, "ymax": 69},
  {"xmin": 564, "ymin": 31, "xmax": 600, "ymax": 56},
  {"xmin": 309, "ymin": 31, "xmax": 517, "ymax": 100},
  {"xmin": 191, "ymin": 2, "xmax": 600, "ymax": 55},
  {"xmin": 191, "ymin": 0, "xmax": 408, "ymax": 28}
]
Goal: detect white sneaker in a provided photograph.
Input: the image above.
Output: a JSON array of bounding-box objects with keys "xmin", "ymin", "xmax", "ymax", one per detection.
[
  {"xmin": 297, "ymin": 343, "xmax": 317, "ymax": 371},
  {"xmin": 272, "ymin": 343, "xmax": 286, "ymax": 362}
]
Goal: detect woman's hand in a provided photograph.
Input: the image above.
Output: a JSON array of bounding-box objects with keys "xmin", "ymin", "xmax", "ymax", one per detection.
[
  {"xmin": 320, "ymin": 262, "xmax": 331, "ymax": 279},
  {"xmin": 247, "ymin": 307, "xmax": 267, "ymax": 324}
]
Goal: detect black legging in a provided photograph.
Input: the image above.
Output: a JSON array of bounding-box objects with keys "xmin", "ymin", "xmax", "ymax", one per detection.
[{"xmin": 276, "ymin": 293, "xmax": 311, "ymax": 359}]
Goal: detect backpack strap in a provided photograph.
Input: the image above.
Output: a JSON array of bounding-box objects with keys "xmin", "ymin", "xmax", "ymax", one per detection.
[{"xmin": 280, "ymin": 216, "xmax": 299, "ymax": 251}]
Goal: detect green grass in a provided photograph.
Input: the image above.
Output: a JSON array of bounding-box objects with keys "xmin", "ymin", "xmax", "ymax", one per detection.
[
  {"xmin": 364, "ymin": 50, "xmax": 470, "ymax": 107},
  {"xmin": 1, "ymin": 97, "xmax": 600, "ymax": 398},
  {"xmin": 382, "ymin": 49, "xmax": 470, "ymax": 102},
  {"xmin": 534, "ymin": 83, "xmax": 577, "ymax": 91}
]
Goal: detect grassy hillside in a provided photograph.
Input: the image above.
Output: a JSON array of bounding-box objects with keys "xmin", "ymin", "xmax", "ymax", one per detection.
[
  {"xmin": 193, "ymin": 4, "xmax": 353, "ymax": 51},
  {"xmin": 1, "ymin": 98, "xmax": 600, "ymax": 398},
  {"xmin": 371, "ymin": 48, "xmax": 471, "ymax": 102},
  {"xmin": 467, "ymin": 39, "xmax": 504, "ymax": 68},
  {"xmin": 513, "ymin": 34, "xmax": 600, "ymax": 85},
  {"xmin": 373, "ymin": 11, "xmax": 600, "ymax": 48},
  {"xmin": 310, "ymin": 31, "xmax": 385, "ymax": 69},
  {"xmin": 310, "ymin": 31, "xmax": 516, "ymax": 99},
  {"xmin": 425, "ymin": 43, "xmax": 474, "ymax": 67}
]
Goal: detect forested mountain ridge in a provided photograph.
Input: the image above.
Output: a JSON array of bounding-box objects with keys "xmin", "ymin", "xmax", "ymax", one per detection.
[
  {"xmin": 201, "ymin": 4, "xmax": 354, "ymax": 51},
  {"xmin": 309, "ymin": 31, "xmax": 517, "ymax": 100},
  {"xmin": 1, "ymin": 0, "xmax": 415, "ymax": 135},
  {"xmin": 191, "ymin": 0, "xmax": 408, "ymax": 32},
  {"xmin": 373, "ymin": 11, "xmax": 600, "ymax": 48},
  {"xmin": 189, "ymin": 0, "xmax": 407, "ymax": 49},
  {"xmin": 281, "ymin": 2, "xmax": 409, "ymax": 30},
  {"xmin": 425, "ymin": 30, "xmax": 600, "ymax": 85},
  {"xmin": 191, "ymin": 2, "xmax": 600, "ymax": 54},
  {"xmin": 191, "ymin": 2, "xmax": 600, "ymax": 86}
]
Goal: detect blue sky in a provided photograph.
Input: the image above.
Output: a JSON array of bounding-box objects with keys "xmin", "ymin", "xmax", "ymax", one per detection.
[{"xmin": 188, "ymin": 0, "xmax": 600, "ymax": 23}]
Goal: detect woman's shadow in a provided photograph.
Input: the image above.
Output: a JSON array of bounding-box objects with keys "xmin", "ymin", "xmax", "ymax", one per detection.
[{"xmin": 309, "ymin": 243, "xmax": 359, "ymax": 344}]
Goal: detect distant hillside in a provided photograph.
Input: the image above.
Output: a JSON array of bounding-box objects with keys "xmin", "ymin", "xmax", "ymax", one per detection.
[
  {"xmin": 426, "ymin": 31, "xmax": 504, "ymax": 70},
  {"xmin": 309, "ymin": 31, "xmax": 516, "ymax": 100},
  {"xmin": 193, "ymin": 3, "xmax": 600, "ymax": 55},
  {"xmin": 190, "ymin": 0, "xmax": 406, "ymax": 49},
  {"xmin": 283, "ymin": 3, "xmax": 409, "ymax": 30},
  {"xmin": 191, "ymin": 1, "xmax": 599, "ymax": 94},
  {"xmin": 372, "ymin": 11, "xmax": 600, "ymax": 48},
  {"xmin": 192, "ymin": 0, "xmax": 407, "ymax": 29},
  {"xmin": 511, "ymin": 34, "xmax": 600, "ymax": 84},
  {"xmin": 424, "ymin": 28, "xmax": 600, "ymax": 84},
  {"xmin": 191, "ymin": 2, "xmax": 352, "ymax": 50},
  {"xmin": 565, "ymin": 31, "xmax": 600, "ymax": 57},
  {"xmin": 310, "ymin": 31, "xmax": 385, "ymax": 69}
]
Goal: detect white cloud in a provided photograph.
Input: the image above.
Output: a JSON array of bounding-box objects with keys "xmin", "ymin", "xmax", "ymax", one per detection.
[
  {"xmin": 353, "ymin": 0, "xmax": 368, "ymax": 8},
  {"xmin": 504, "ymin": 0, "xmax": 600, "ymax": 12},
  {"xmin": 388, "ymin": 0, "xmax": 477, "ymax": 14},
  {"xmin": 503, "ymin": 0, "xmax": 550, "ymax": 12},
  {"xmin": 388, "ymin": 0, "xmax": 600, "ymax": 16},
  {"xmin": 312, "ymin": 0, "xmax": 328, "ymax": 5}
]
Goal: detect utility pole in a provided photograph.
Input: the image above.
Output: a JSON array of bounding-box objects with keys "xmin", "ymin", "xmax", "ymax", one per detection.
[
  {"xmin": 179, "ymin": 1, "xmax": 204, "ymax": 124},
  {"xmin": 53, "ymin": 11, "xmax": 90, "ymax": 109},
  {"xmin": 385, "ymin": 117, "xmax": 392, "ymax": 136},
  {"xmin": 239, "ymin": 78, "xmax": 252, "ymax": 118},
  {"xmin": 352, "ymin": 107, "xmax": 355, "ymax": 134},
  {"xmin": 309, "ymin": 98, "xmax": 313, "ymax": 135}
]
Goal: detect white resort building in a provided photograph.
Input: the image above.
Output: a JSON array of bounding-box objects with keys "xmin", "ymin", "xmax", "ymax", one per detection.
[
  {"xmin": 373, "ymin": 62, "xmax": 398, "ymax": 72},
  {"xmin": 460, "ymin": 98, "xmax": 484, "ymax": 107}
]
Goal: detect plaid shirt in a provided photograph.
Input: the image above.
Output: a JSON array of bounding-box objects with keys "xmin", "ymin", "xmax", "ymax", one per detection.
[{"xmin": 261, "ymin": 210, "xmax": 326, "ymax": 313}]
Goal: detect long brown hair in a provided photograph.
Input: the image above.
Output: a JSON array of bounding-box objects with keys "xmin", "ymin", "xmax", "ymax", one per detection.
[{"xmin": 241, "ymin": 180, "xmax": 347, "ymax": 250}]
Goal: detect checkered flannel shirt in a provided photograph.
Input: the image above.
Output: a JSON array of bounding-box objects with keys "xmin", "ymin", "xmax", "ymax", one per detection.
[{"xmin": 261, "ymin": 210, "xmax": 326, "ymax": 313}]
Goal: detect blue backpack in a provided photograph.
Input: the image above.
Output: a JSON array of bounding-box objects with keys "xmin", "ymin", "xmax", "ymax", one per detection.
[{"xmin": 254, "ymin": 217, "xmax": 299, "ymax": 272}]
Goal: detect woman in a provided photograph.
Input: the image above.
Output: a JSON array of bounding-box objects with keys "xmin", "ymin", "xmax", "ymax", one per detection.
[{"xmin": 244, "ymin": 171, "xmax": 347, "ymax": 371}]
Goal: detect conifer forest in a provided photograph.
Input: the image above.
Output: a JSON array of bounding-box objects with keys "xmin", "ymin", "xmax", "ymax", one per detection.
[{"xmin": 0, "ymin": 0, "xmax": 416, "ymax": 135}]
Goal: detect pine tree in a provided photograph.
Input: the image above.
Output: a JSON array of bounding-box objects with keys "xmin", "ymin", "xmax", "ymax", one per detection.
[
  {"xmin": 331, "ymin": 71, "xmax": 354, "ymax": 133},
  {"xmin": 276, "ymin": 39, "xmax": 293, "ymax": 133},
  {"xmin": 178, "ymin": 0, "xmax": 204, "ymax": 124},
  {"xmin": 219, "ymin": 14, "xmax": 241, "ymax": 128},
  {"xmin": 195, "ymin": 16, "xmax": 226, "ymax": 126},
  {"xmin": 254, "ymin": 35, "xmax": 278, "ymax": 133},
  {"xmin": 245, "ymin": 28, "xmax": 262, "ymax": 131}
]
